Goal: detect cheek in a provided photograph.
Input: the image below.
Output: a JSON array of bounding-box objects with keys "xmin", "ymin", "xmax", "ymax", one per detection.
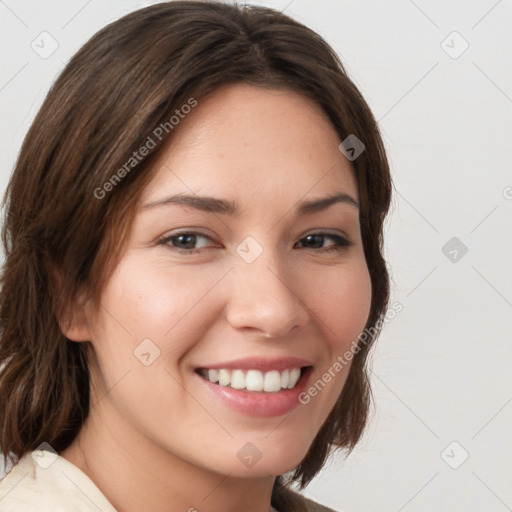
[
  {"xmin": 92, "ymin": 257, "xmax": 229, "ymax": 361},
  {"xmin": 288, "ymin": 258, "xmax": 372, "ymax": 438},
  {"xmin": 312, "ymin": 260, "xmax": 372, "ymax": 354},
  {"xmin": 85, "ymin": 259, "xmax": 230, "ymax": 421}
]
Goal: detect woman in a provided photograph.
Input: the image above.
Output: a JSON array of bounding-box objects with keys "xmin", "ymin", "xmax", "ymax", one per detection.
[{"xmin": 0, "ymin": 2, "xmax": 391, "ymax": 511}]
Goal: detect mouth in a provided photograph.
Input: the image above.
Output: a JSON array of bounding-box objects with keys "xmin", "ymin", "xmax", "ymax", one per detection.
[
  {"xmin": 195, "ymin": 366, "xmax": 312, "ymax": 393},
  {"xmin": 193, "ymin": 356, "xmax": 314, "ymax": 417}
]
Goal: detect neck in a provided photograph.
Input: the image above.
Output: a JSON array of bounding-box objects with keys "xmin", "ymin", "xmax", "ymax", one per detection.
[{"xmin": 60, "ymin": 398, "xmax": 275, "ymax": 512}]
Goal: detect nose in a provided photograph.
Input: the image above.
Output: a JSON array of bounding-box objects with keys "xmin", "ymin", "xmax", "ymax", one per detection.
[{"xmin": 225, "ymin": 250, "xmax": 309, "ymax": 338}]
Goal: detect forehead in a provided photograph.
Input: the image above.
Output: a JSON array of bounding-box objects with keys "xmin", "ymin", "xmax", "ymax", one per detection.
[{"xmin": 141, "ymin": 83, "xmax": 357, "ymax": 208}]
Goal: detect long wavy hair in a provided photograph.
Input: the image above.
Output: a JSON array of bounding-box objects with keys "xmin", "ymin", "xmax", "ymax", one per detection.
[{"xmin": 0, "ymin": 2, "xmax": 391, "ymax": 510}]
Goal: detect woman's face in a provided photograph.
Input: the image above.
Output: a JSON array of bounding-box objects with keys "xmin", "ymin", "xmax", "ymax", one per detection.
[{"xmin": 79, "ymin": 83, "xmax": 372, "ymax": 478}]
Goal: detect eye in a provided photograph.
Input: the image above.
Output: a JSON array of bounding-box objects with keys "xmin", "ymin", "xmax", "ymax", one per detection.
[
  {"xmin": 157, "ymin": 229, "xmax": 352, "ymax": 255},
  {"xmin": 157, "ymin": 231, "xmax": 218, "ymax": 254},
  {"xmin": 295, "ymin": 231, "xmax": 352, "ymax": 253}
]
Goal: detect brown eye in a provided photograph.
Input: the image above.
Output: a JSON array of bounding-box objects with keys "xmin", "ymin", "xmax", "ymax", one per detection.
[
  {"xmin": 158, "ymin": 231, "xmax": 218, "ymax": 254},
  {"xmin": 295, "ymin": 232, "xmax": 352, "ymax": 252}
]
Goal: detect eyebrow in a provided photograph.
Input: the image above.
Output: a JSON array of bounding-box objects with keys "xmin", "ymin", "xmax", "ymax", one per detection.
[{"xmin": 142, "ymin": 191, "xmax": 359, "ymax": 215}]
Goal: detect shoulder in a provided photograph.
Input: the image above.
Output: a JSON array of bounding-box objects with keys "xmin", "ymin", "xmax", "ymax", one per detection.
[{"xmin": 0, "ymin": 450, "xmax": 116, "ymax": 512}]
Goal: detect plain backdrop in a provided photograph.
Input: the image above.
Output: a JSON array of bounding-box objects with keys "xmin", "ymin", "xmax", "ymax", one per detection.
[{"xmin": 1, "ymin": 1, "xmax": 511, "ymax": 511}]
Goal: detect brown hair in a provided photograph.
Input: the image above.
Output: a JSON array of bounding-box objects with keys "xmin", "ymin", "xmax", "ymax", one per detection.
[{"xmin": 0, "ymin": 1, "xmax": 391, "ymax": 509}]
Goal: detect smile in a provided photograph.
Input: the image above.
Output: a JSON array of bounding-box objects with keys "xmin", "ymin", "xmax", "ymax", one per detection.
[{"xmin": 196, "ymin": 367, "xmax": 305, "ymax": 392}]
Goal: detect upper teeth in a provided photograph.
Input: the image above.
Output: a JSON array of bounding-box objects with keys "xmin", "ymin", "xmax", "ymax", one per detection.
[{"xmin": 201, "ymin": 368, "xmax": 302, "ymax": 392}]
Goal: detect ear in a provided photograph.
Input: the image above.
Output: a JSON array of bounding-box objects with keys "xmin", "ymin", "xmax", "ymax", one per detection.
[{"xmin": 50, "ymin": 268, "xmax": 92, "ymax": 342}]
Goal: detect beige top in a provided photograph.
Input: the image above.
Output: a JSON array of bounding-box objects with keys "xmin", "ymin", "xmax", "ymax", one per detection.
[
  {"xmin": 0, "ymin": 449, "xmax": 117, "ymax": 511},
  {"xmin": 0, "ymin": 450, "xmax": 286, "ymax": 511}
]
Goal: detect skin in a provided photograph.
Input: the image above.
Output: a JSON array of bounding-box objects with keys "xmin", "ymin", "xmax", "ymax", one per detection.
[{"xmin": 60, "ymin": 83, "xmax": 372, "ymax": 512}]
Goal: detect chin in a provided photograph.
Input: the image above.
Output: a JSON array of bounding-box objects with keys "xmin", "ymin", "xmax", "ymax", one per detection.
[{"xmin": 223, "ymin": 435, "xmax": 313, "ymax": 479}]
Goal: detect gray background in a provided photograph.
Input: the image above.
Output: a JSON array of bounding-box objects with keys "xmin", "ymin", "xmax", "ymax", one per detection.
[{"xmin": 1, "ymin": 1, "xmax": 511, "ymax": 511}]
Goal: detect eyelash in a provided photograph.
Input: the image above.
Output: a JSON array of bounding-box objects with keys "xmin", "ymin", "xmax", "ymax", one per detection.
[{"xmin": 156, "ymin": 230, "xmax": 352, "ymax": 255}]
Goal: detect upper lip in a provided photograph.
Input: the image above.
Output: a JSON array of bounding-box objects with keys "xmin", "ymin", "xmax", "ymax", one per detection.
[{"xmin": 195, "ymin": 356, "xmax": 314, "ymax": 373}]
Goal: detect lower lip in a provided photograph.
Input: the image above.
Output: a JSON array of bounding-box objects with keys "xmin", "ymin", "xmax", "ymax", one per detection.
[{"xmin": 195, "ymin": 367, "xmax": 313, "ymax": 418}]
